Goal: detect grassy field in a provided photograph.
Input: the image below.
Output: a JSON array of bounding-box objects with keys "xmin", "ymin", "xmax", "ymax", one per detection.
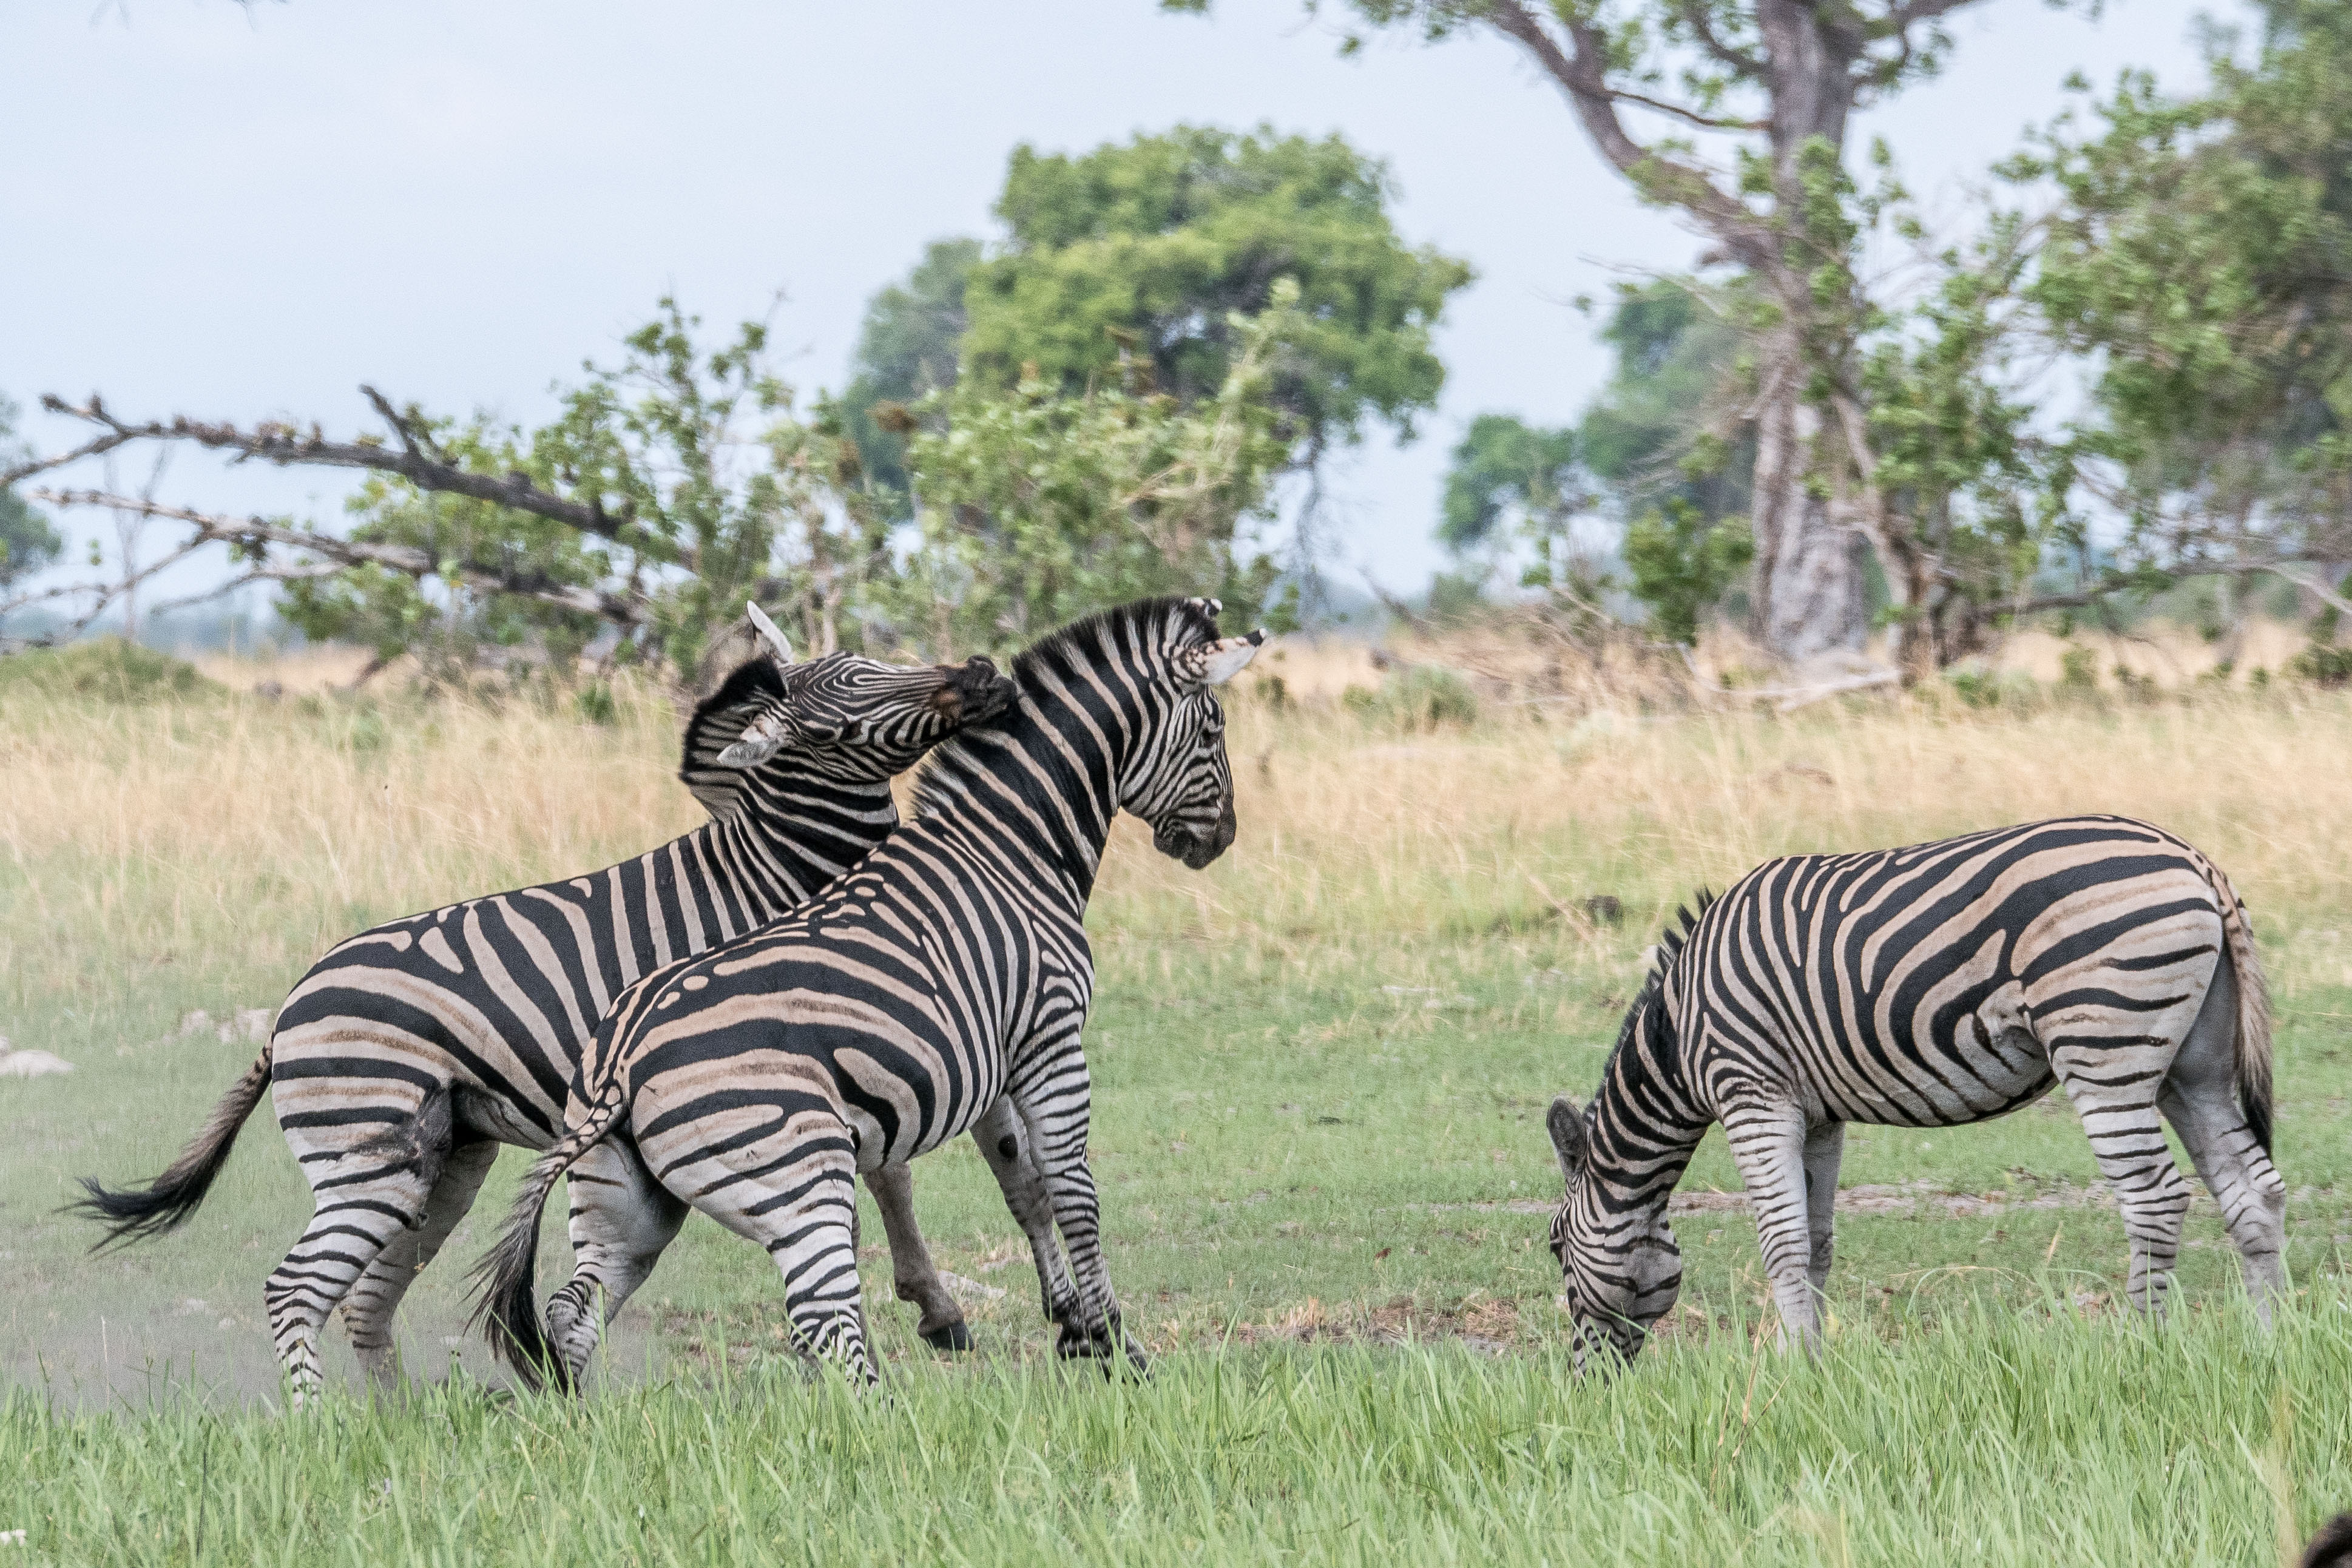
[{"xmin": 3, "ymin": 641, "xmax": 2351, "ymax": 1564}]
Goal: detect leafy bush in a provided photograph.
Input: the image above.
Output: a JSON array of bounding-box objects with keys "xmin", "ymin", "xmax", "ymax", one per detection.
[{"xmin": 0, "ymin": 638, "xmax": 218, "ymax": 703}]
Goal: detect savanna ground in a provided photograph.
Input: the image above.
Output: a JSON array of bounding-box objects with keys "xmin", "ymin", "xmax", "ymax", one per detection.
[{"xmin": 2, "ymin": 632, "xmax": 2350, "ymax": 1566}]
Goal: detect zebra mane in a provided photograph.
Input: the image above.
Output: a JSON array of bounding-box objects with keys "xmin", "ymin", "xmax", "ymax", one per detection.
[
  {"xmin": 908, "ymin": 596, "xmax": 1222, "ymax": 820},
  {"xmin": 1005, "ymin": 596, "xmax": 1222, "ymax": 688},
  {"xmin": 676, "ymin": 655, "xmax": 788, "ymax": 812},
  {"xmin": 1606, "ymin": 891, "xmax": 1714, "ymax": 1061}
]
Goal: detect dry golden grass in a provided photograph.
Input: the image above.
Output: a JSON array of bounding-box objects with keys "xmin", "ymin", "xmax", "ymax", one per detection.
[{"xmin": 7, "ymin": 630, "xmax": 2352, "ymax": 1024}]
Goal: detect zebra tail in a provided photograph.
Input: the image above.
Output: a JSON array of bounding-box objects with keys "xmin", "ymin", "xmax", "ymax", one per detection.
[
  {"xmin": 2205, "ymin": 856, "xmax": 2276, "ymax": 1155},
  {"xmin": 465, "ymin": 1073, "xmax": 628, "ymax": 1394},
  {"xmin": 65, "ymin": 1045, "xmax": 272, "ymax": 1248}
]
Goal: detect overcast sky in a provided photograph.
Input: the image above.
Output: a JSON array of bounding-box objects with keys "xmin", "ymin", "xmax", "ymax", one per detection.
[{"xmin": 2, "ymin": 0, "xmax": 2229, "ymax": 617}]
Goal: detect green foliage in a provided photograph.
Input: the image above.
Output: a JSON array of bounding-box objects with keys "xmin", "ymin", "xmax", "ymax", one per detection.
[
  {"xmin": 2021, "ymin": 1, "xmax": 2352, "ymax": 563},
  {"xmin": 1342, "ymin": 661, "xmax": 1479, "ymax": 727},
  {"xmin": 838, "ymin": 238, "xmax": 981, "ymax": 499},
  {"xmin": 1, "ymin": 392, "xmax": 63, "ymax": 591},
  {"xmin": 1577, "ymin": 281, "xmax": 1748, "ymax": 526},
  {"xmin": 1622, "ymin": 499, "xmax": 1754, "ymax": 647},
  {"xmin": 286, "ymin": 300, "xmax": 893, "ymax": 681},
  {"xmin": 889, "ymin": 286, "xmax": 1303, "ymax": 654},
  {"xmin": 0, "ymin": 637, "xmax": 217, "ymax": 703},
  {"xmin": 962, "ymin": 126, "xmax": 1472, "ymax": 451},
  {"xmin": 1438, "ymin": 414, "xmax": 1578, "ymax": 557}
]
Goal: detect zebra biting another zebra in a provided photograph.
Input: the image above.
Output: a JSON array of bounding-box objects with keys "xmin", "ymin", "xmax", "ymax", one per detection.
[
  {"xmin": 470, "ymin": 596, "xmax": 1264, "ymax": 1391},
  {"xmin": 1546, "ymin": 815, "xmax": 2288, "ymax": 1367},
  {"xmin": 72, "ymin": 608, "xmax": 1023, "ymax": 1402}
]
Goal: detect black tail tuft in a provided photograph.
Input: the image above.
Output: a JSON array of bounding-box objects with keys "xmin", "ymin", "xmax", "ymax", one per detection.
[
  {"xmin": 465, "ymin": 1149, "xmax": 574, "ymax": 1395},
  {"xmin": 64, "ymin": 1049, "xmax": 272, "ymax": 1250}
]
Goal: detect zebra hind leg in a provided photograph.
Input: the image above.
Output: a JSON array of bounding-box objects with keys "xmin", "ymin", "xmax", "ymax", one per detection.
[
  {"xmin": 1802, "ymin": 1121, "xmax": 1846, "ymax": 1305},
  {"xmin": 342, "ymin": 1137, "xmax": 498, "ymax": 1392},
  {"xmin": 862, "ymin": 1161, "xmax": 970, "ymax": 1352},
  {"xmin": 762, "ymin": 1162, "xmax": 877, "ymax": 1387},
  {"xmin": 2159, "ymin": 958, "xmax": 2289, "ymax": 1320},
  {"xmin": 545, "ymin": 1137, "xmax": 690, "ymax": 1385},
  {"xmin": 2052, "ymin": 1048, "xmax": 2192, "ymax": 1319},
  {"xmin": 1720, "ymin": 1101, "xmax": 1820, "ymax": 1351},
  {"xmin": 267, "ymin": 1087, "xmax": 460, "ymax": 1406}
]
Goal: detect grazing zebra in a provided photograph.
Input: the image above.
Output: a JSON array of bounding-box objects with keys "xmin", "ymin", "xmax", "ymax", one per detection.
[
  {"xmin": 1544, "ymin": 815, "xmax": 2286, "ymax": 1365},
  {"xmin": 472, "ymin": 596, "xmax": 1263, "ymax": 1391},
  {"xmin": 72, "ymin": 607, "xmax": 1019, "ymax": 1402}
]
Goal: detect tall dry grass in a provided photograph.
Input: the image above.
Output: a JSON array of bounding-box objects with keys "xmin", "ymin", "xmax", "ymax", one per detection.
[{"xmin": 8, "ymin": 637, "xmax": 2352, "ymax": 1033}]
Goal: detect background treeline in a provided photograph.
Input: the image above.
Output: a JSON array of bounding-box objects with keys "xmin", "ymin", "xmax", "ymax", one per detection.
[{"xmin": 9, "ymin": 3, "xmax": 2352, "ymax": 684}]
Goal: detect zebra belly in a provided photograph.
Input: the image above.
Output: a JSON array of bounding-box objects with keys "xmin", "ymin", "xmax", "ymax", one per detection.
[{"xmin": 1820, "ymin": 1018, "xmax": 2056, "ymax": 1127}]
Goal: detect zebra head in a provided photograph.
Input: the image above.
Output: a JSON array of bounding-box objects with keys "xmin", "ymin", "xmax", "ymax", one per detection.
[
  {"xmin": 1546, "ymin": 993, "xmax": 1687, "ymax": 1370},
  {"xmin": 683, "ymin": 604, "xmax": 1018, "ymax": 796},
  {"xmin": 1123, "ymin": 597, "xmax": 1264, "ymax": 870}
]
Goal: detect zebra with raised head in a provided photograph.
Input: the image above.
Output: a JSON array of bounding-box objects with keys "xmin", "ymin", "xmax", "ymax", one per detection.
[
  {"xmin": 72, "ymin": 607, "xmax": 1022, "ymax": 1402},
  {"xmin": 472, "ymin": 596, "xmax": 1264, "ymax": 1391},
  {"xmin": 1544, "ymin": 815, "xmax": 2286, "ymax": 1365}
]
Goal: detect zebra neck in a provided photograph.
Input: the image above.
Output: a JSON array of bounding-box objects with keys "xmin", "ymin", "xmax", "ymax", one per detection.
[
  {"xmin": 1586, "ymin": 1025, "xmax": 1710, "ymax": 1192},
  {"xmin": 700, "ymin": 777, "xmax": 901, "ymax": 921},
  {"xmin": 915, "ymin": 691, "xmax": 1121, "ymax": 907}
]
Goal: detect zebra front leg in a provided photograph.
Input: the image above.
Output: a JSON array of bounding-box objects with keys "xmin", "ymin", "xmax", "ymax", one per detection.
[
  {"xmin": 863, "ymin": 1160, "xmax": 970, "ymax": 1352},
  {"xmin": 1721, "ymin": 1101, "xmax": 1820, "ymax": 1351},
  {"xmin": 544, "ymin": 1137, "xmax": 689, "ymax": 1385},
  {"xmin": 971, "ymin": 1097, "xmax": 1082, "ymax": 1332},
  {"xmin": 342, "ymin": 1137, "xmax": 499, "ymax": 1391},
  {"xmin": 1802, "ymin": 1121, "xmax": 1845, "ymax": 1304}
]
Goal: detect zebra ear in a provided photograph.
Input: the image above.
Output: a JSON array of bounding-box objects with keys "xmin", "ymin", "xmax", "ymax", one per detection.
[
  {"xmin": 1547, "ymin": 1096, "xmax": 1589, "ymax": 1181},
  {"xmin": 1195, "ymin": 629, "xmax": 1266, "ymax": 687},
  {"xmin": 745, "ymin": 602, "xmax": 794, "ymax": 667},
  {"xmin": 717, "ymin": 709, "xmax": 791, "ymax": 768}
]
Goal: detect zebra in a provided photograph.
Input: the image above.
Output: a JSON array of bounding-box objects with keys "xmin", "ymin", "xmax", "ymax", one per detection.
[
  {"xmin": 71, "ymin": 606, "xmax": 1021, "ymax": 1402},
  {"xmin": 1543, "ymin": 814, "xmax": 2286, "ymax": 1366},
  {"xmin": 470, "ymin": 596, "xmax": 1265, "ymax": 1391}
]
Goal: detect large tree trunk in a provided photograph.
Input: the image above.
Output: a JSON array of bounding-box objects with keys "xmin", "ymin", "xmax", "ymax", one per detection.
[{"xmin": 1749, "ymin": 328, "xmax": 1867, "ymax": 658}]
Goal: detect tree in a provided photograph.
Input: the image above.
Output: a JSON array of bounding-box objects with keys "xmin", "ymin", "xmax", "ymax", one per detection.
[
  {"xmin": 2023, "ymin": 1, "xmax": 2352, "ymax": 592},
  {"xmin": 1167, "ymin": 0, "xmax": 2062, "ymax": 664},
  {"xmin": 1437, "ymin": 282, "xmax": 1756, "ymax": 645},
  {"xmin": 888, "ymin": 283, "xmax": 1305, "ymax": 653},
  {"xmin": 961, "ymin": 126, "xmax": 1472, "ymax": 458},
  {"xmin": 1, "ymin": 394, "xmax": 63, "ymax": 594},
  {"xmin": 6, "ymin": 292, "xmax": 1302, "ymax": 675},
  {"xmin": 838, "ymin": 238, "xmax": 981, "ymax": 499}
]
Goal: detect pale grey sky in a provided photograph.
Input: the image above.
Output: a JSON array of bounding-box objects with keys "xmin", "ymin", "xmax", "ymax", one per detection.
[{"xmin": 1, "ymin": 0, "xmax": 2227, "ymax": 613}]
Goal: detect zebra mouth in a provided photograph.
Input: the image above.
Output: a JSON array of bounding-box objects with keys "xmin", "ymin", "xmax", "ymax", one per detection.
[
  {"xmin": 1155, "ymin": 796, "xmax": 1237, "ymax": 869},
  {"xmin": 930, "ymin": 657, "xmax": 1018, "ymax": 726}
]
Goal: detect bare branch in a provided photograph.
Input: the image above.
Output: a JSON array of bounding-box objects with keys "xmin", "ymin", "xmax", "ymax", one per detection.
[
  {"xmin": 26, "ymin": 394, "xmax": 692, "ymax": 572},
  {"xmin": 1481, "ymin": 0, "xmax": 1777, "ymax": 271},
  {"xmin": 0, "ymin": 398, "xmax": 144, "ymax": 486},
  {"xmin": 27, "ymin": 488, "xmax": 647, "ymax": 626}
]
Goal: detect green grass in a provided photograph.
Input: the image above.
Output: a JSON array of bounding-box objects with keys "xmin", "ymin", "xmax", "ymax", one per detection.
[
  {"xmin": 5, "ymin": 683, "xmax": 2352, "ymax": 1562},
  {"xmin": 7, "ymin": 1305, "xmax": 2351, "ymax": 1566}
]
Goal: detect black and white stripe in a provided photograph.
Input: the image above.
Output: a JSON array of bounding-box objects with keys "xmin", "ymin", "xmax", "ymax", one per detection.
[
  {"xmin": 472, "ymin": 596, "xmax": 1264, "ymax": 1390},
  {"xmin": 1546, "ymin": 815, "xmax": 2286, "ymax": 1364},
  {"xmin": 74, "ymin": 612, "xmax": 1015, "ymax": 1402}
]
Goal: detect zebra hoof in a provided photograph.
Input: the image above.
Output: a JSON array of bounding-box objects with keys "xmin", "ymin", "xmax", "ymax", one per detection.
[{"xmin": 919, "ymin": 1319, "xmax": 974, "ymax": 1353}]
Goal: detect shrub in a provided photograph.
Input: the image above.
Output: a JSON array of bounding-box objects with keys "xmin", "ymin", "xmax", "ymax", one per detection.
[
  {"xmin": 1343, "ymin": 664, "xmax": 1479, "ymax": 728},
  {"xmin": 0, "ymin": 638, "xmax": 218, "ymax": 703}
]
